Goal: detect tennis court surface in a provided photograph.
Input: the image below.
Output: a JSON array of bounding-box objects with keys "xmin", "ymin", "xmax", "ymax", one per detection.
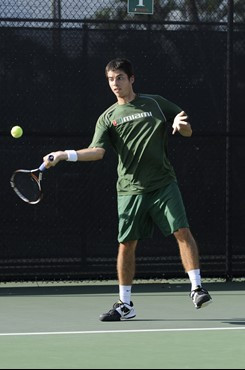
[{"xmin": 0, "ymin": 279, "xmax": 245, "ymax": 369}]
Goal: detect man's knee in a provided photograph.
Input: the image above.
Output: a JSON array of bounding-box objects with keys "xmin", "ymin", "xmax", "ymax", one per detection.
[{"xmin": 119, "ymin": 241, "xmax": 137, "ymax": 255}]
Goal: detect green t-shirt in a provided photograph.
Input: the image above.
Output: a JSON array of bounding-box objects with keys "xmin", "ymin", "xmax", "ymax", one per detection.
[{"xmin": 89, "ymin": 93, "xmax": 182, "ymax": 195}]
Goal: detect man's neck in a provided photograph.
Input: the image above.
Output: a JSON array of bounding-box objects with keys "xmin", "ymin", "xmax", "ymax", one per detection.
[{"xmin": 117, "ymin": 92, "xmax": 136, "ymax": 105}]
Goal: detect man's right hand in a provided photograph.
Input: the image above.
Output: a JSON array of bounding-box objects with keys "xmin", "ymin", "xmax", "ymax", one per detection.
[{"xmin": 43, "ymin": 151, "xmax": 67, "ymax": 168}]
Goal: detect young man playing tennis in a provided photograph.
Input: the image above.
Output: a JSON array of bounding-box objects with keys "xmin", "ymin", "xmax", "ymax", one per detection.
[{"xmin": 43, "ymin": 58, "xmax": 212, "ymax": 321}]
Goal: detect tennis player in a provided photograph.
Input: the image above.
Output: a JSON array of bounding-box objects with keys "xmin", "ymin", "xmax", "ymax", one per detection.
[{"xmin": 43, "ymin": 58, "xmax": 212, "ymax": 321}]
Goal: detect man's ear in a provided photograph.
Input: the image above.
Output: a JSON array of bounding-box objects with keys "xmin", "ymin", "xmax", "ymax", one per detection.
[{"xmin": 130, "ymin": 75, "xmax": 135, "ymax": 84}]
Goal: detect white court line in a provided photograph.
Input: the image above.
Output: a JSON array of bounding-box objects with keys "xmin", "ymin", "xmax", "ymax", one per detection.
[{"xmin": 1, "ymin": 327, "xmax": 245, "ymax": 336}]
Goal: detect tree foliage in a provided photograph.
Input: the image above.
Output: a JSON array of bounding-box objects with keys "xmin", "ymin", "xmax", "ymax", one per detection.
[{"xmin": 93, "ymin": 0, "xmax": 244, "ymax": 23}]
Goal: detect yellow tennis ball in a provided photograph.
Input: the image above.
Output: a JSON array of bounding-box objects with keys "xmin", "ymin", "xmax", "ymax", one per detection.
[{"xmin": 11, "ymin": 126, "xmax": 23, "ymax": 138}]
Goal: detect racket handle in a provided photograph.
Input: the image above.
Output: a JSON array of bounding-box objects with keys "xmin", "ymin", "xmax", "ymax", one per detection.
[{"xmin": 39, "ymin": 155, "xmax": 54, "ymax": 172}]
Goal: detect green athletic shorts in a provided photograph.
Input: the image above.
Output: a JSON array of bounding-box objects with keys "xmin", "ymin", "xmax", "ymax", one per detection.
[{"xmin": 117, "ymin": 181, "xmax": 189, "ymax": 243}]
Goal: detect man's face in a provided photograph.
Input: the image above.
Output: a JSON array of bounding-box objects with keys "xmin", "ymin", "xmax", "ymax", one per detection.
[{"xmin": 107, "ymin": 69, "xmax": 134, "ymax": 99}]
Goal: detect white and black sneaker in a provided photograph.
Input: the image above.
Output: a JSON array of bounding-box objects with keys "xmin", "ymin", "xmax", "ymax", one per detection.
[
  {"xmin": 190, "ymin": 286, "xmax": 212, "ymax": 309},
  {"xmin": 99, "ymin": 300, "xmax": 136, "ymax": 321}
]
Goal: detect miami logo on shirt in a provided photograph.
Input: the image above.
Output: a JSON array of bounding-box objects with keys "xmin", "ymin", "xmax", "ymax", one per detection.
[{"xmin": 112, "ymin": 111, "xmax": 152, "ymax": 126}]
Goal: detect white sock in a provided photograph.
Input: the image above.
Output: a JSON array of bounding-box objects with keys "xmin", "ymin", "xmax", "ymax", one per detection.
[
  {"xmin": 187, "ymin": 269, "xmax": 201, "ymax": 291},
  {"xmin": 119, "ymin": 285, "xmax": 132, "ymax": 305}
]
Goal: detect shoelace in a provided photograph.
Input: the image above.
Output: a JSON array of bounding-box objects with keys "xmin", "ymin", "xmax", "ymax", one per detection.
[{"xmin": 112, "ymin": 301, "xmax": 122, "ymax": 309}]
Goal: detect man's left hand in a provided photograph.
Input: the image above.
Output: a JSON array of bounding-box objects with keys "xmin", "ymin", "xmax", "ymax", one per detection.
[{"xmin": 172, "ymin": 111, "xmax": 192, "ymax": 137}]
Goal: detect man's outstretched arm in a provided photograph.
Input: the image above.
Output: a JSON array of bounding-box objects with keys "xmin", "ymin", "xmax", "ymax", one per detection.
[{"xmin": 43, "ymin": 147, "xmax": 105, "ymax": 168}]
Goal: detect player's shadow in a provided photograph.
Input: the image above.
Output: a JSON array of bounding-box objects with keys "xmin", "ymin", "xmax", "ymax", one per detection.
[
  {"xmin": 123, "ymin": 318, "xmax": 245, "ymax": 324},
  {"xmin": 222, "ymin": 319, "xmax": 245, "ymax": 326}
]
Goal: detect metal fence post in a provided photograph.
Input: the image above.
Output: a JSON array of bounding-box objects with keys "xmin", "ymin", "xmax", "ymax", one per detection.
[{"xmin": 225, "ymin": 0, "xmax": 234, "ymax": 281}]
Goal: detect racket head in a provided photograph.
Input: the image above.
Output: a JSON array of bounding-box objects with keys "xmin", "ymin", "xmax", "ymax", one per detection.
[{"xmin": 10, "ymin": 169, "xmax": 43, "ymax": 205}]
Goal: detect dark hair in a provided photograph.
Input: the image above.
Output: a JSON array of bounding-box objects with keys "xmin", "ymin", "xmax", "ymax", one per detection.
[{"xmin": 105, "ymin": 58, "xmax": 134, "ymax": 79}]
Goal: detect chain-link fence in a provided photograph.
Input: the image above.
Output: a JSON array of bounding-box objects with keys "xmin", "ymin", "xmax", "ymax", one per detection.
[{"xmin": 0, "ymin": 0, "xmax": 244, "ymax": 281}]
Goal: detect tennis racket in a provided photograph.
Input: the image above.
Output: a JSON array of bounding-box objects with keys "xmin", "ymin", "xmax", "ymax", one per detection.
[{"xmin": 10, "ymin": 155, "xmax": 54, "ymax": 205}]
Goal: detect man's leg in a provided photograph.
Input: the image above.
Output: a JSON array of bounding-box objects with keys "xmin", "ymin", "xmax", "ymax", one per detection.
[
  {"xmin": 99, "ymin": 240, "xmax": 138, "ymax": 321},
  {"xmin": 174, "ymin": 227, "xmax": 212, "ymax": 309},
  {"xmin": 117, "ymin": 240, "xmax": 138, "ymax": 284},
  {"xmin": 174, "ymin": 227, "xmax": 200, "ymax": 274},
  {"xmin": 117, "ymin": 240, "xmax": 137, "ymax": 304}
]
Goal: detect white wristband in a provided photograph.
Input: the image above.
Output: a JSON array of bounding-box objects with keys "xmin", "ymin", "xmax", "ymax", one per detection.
[{"xmin": 65, "ymin": 150, "xmax": 78, "ymax": 162}]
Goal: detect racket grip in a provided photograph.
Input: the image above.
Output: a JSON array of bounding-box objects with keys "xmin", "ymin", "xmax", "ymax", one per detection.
[{"xmin": 39, "ymin": 155, "xmax": 54, "ymax": 172}]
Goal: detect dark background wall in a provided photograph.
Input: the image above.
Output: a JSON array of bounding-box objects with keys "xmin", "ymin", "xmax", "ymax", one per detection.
[{"xmin": 0, "ymin": 1, "xmax": 244, "ymax": 281}]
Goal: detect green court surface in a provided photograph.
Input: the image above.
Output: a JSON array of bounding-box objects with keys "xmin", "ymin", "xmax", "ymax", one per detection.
[{"xmin": 0, "ymin": 279, "xmax": 245, "ymax": 369}]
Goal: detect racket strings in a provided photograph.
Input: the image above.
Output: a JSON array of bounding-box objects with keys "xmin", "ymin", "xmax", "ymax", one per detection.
[{"xmin": 11, "ymin": 171, "xmax": 42, "ymax": 204}]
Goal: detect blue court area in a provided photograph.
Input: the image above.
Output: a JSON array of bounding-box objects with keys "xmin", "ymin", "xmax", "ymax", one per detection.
[{"xmin": 0, "ymin": 279, "xmax": 245, "ymax": 369}]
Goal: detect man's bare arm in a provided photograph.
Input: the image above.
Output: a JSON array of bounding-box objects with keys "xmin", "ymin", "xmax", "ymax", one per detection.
[{"xmin": 43, "ymin": 147, "xmax": 105, "ymax": 168}]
